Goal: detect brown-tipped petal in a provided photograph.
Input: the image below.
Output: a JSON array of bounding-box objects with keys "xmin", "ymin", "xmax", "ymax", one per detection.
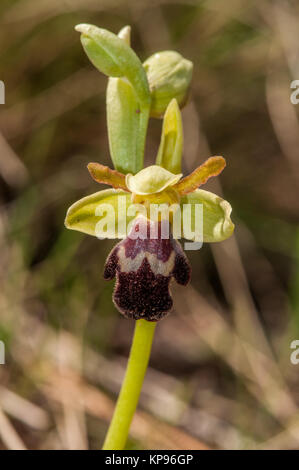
[
  {"xmin": 103, "ymin": 217, "xmax": 191, "ymax": 321},
  {"xmin": 174, "ymin": 156, "xmax": 226, "ymax": 195},
  {"xmin": 87, "ymin": 162, "xmax": 128, "ymax": 191}
]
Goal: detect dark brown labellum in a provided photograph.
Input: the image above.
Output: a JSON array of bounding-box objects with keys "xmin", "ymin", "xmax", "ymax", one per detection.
[{"xmin": 104, "ymin": 216, "xmax": 191, "ymax": 321}]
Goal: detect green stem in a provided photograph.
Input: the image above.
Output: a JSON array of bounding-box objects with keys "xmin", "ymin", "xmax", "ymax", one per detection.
[{"xmin": 102, "ymin": 319, "xmax": 156, "ymax": 450}]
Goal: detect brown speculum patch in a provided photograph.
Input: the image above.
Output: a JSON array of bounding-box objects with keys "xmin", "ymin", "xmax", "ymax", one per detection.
[{"xmin": 103, "ymin": 216, "xmax": 191, "ymax": 321}]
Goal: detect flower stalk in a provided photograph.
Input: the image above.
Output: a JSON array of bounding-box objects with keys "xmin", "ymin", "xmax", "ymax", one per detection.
[{"xmin": 102, "ymin": 320, "xmax": 156, "ymax": 450}]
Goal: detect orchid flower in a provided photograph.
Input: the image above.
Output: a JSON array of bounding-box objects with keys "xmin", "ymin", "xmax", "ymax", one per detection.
[{"xmin": 65, "ymin": 151, "xmax": 234, "ymax": 320}]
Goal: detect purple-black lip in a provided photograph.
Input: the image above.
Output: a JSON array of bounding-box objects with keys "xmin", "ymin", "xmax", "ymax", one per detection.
[{"xmin": 104, "ymin": 217, "xmax": 191, "ymax": 321}]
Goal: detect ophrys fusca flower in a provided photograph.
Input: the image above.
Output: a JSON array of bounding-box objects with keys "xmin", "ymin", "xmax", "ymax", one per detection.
[
  {"xmin": 65, "ymin": 155, "xmax": 234, "ymax": 320},
  {"xmin": 65, "ymin": 21, "xmax": 235, "ymax": 451}
]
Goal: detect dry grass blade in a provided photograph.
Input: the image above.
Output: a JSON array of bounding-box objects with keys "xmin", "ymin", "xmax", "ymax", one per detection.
[
  {"xmin": 0, "ymin": 407, "xmax": 27, "ymax": 450},
  {"xmin": 42, "ymin": 368, "xmax": 209, "ymax": 450}
]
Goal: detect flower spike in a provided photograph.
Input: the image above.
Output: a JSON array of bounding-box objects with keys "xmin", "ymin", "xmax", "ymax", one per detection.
[{"xmin": 66, "ymin": 22, "xmax": 236, "ymax": 452}]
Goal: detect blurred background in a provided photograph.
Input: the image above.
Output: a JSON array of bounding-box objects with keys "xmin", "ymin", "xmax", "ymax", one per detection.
[{"xmin": 0, "ymin": 0, "xmax": 299, "ymax": 450}]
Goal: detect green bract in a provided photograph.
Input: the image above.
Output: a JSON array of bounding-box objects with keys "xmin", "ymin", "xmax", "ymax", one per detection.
[
  {"xmin": 143, "ymin": 51, "xmax": 193, "ymax": 118},
  {"xmin": 76, "ymin": 24, "xmax": 150, "ymax": 106},
  {"xmin": 106, "ymin": 26, "xmax": 142, "ymax": 174},
  {"xmin": 156, "ymin": 99, "xmax": 183, "ymax": 174},
  {"xmin": 126, "ymin": 165, "xmax": 182, "ymax": 195},
  {"xmin": 76, "ymin": 24, "xmax": 151, "ymax": 174},
  {"xmin": 107, "ymin": 77, "xmax": 141, "ymax": 174}
]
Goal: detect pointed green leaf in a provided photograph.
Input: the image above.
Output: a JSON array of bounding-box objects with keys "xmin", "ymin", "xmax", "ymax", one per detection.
[
  {"xmin": 156, "ymin": 99, "xmax": 183, "ymax": 174},
  {"xmin": 180, "ymin": 189, "xmax": 234, "ymax": 242},
  {"xmin": 65, "ymin": 189, "xmax": 134, "ymax": 239}
]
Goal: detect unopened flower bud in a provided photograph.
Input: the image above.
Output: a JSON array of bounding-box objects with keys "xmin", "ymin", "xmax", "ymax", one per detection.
[{"xmin": 143, "ymin": 51, "xmax": 193, "ymax": 118}]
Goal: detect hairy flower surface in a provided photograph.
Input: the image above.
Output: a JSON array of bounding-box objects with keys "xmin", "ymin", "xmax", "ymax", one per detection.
[{"xmin": 104, "ymin": 216, "xmax": 191, "ymax": 321}]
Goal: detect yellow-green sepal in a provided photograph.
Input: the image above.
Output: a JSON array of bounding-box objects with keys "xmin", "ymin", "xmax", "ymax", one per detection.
[
  {"xmin": 65, "ymin": 189, "xmax": 134, "ymax": 239},
  {"xmin": 126, "ymin": 165, "xmax": 182, "ymax": 195},
  {"xmin": 156, "ymin": 98, "xmax": 183, "ymax": 174},
  {"xmin": 180, "ymin": 189, "xmax": 234, "ymax": 242}
]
